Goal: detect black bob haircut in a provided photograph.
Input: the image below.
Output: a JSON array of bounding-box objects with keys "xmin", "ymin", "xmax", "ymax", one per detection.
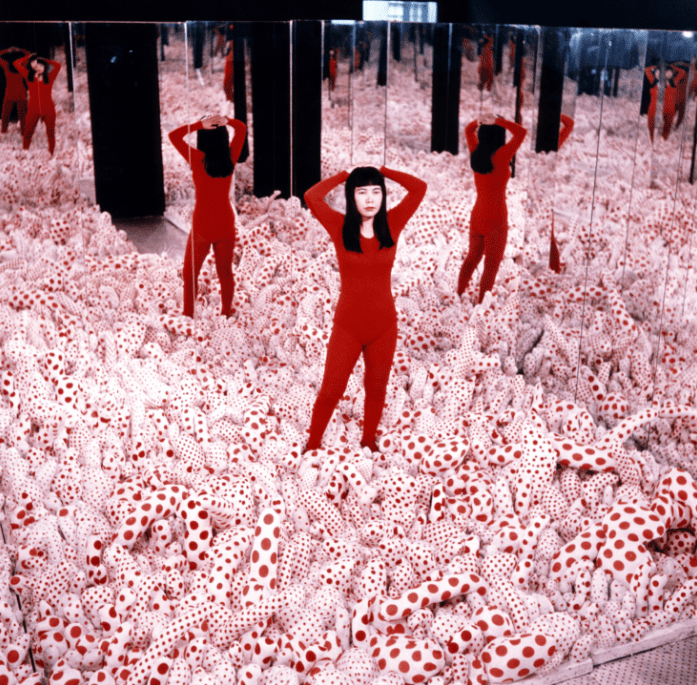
[
  {"xmin": 343, "ymin": 166, "xmax": 394, "ymax": 253},
  {"xmin": 197, "ymin": 125, "xmax": 234, "ymax": 178},
  {"xmin": 470, "ymin": 123, "xmax": 506, "ymax": 174},
  {"xmin": 26, "ymin": 55, "xmax": 50, "ymax": 84}
]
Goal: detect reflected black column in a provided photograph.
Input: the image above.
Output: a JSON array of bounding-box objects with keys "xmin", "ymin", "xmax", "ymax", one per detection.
[
  {"xmin": 251, "ymin": 23, "xmax": 291, "ymax": 198},
  {"xmin": 377, "ymin": 25, "xmax": 388, "ymax": 86},
  {"xmin": 323, "ymin": 22, "xmax": 331, "ymax": 81},
  {"xmin": 292, "ymin": 21, "xmax": 321, "ymax": 203},
  {"xmin": 233, "ymin": 24, "xmax": 249, "ymax": 164},
  {"xmin": 391, "ymin": 24, "xmax": 401, "ymax": 62},
  {"xmin": 62, "ymin": 24, "xmax": 73, "ymax": 93},
  {"xmin": 191, "ymin": 22, "xmax": 204, "ymax": 70},
  {"xmin": 160, "ymin": 24, "xmax": 168, "ymax": 61},
  {"xmin": 84, "ymin": 23, "xmax": 165, "ymax": 217},
  {"xmin": 0, "ymin": 22, "xmax": 57, "ymax": 61},
  {"xmin": 536, "ymin": 27, "xmax": 567, "ymax": 154},
  {"xmin": 494, "ymin": 25, "xmax": 504, "ymax": 76},
  {"xmin": 431, "ymin": 24, "xmax": 461, "ymax": 155}
]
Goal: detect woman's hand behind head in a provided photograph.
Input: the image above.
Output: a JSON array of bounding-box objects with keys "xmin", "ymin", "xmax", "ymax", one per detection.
[{"xmin": 201, "ymin": 115, "xmax": 227, "ymax": 130}]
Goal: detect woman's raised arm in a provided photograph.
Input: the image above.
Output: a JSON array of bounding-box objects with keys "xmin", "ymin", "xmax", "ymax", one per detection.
[
  {"xmin": 493, "ymin": 116, "xmax": 527, "ymax": 164},
  {"xmin": 168, "ymin": 121, "xmax": 203, "ymax": 163},
  {"xmin": 465, "ymin": 120, "xmax": 479, "ymax": 153},
  {"xmin": 226, "ymin": 118, "xmax": 247, "ymax": 165},
  {"xmin": 13, "ymin": 54, "xmax": 30, "ymax": 79},
  {"xmin": 645, "ymin": 66, "xmax": 658, "ymax": 86},
  {"xmin": 380, "ymin": 166, "xmax": 427, "ymax": 236},
  {"xmin": 46, "ymin": 59, "xmax": 62, "ymax": 85},
  {"xmin": 558, "ymin": 113, "xmax": 575, "ymax": 149},
  {"xmin": 304, "ymin": 171, "xmax": 349, "ymax": 235}
]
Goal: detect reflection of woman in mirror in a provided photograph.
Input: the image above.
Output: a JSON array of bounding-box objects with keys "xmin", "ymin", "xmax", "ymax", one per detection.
[
  {"xmin": 690, "ymin": 60, "xmax": 697, "ymax": 100},
  {"xmin": 168, "ymin": 115, "xmax": 247, "ymax": 318},
  {"xmin": 549, "ymin": 114, "xmax": 575, "ymax": 274},
  {"xmin": 673, "ymin": 61, "xmax": 690, "ymax": 130},
  {"xmin": 645, "ymin": 66, "xmax": 659, "ymax": 143},
  {"xmin": 662, "ymin": 63, "xmax": 687, "ymax": 140},
  {"xmin": 303, "ymin": 165, "xmax": 427, "ymax": 452},
  {"xmin": 213, "ymin": 23, "xmax": 227, "ymax": 57},
  {"xmin": 478, "ymin": 35, "xmax": 494, "ymax": 92},
  {"xmin": 458, "ymin": 114, "xmax": 527, "ymax": 303},
  {"xmin": 223, "ymin": 37, "xmax": 234, "ymax": 102},
  {"xmin": 14, "ymin": 53, "xmax": 60, "ymax": 155},
  {"xmin": 329, "ymin": 49, "xmax": 337, "ymax": 92},
  {"xmin": 0, "ymin": 47, "xmax": 29, "ymax": 135}
]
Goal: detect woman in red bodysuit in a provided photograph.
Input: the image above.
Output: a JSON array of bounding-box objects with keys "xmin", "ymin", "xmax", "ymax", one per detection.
[
  {"xmin": 168, "ymin": 114, "xmax": 247, "ymax": 318},
  {"xmin": 223, "ymin": 40, "xmax": 234, "ymax": 102},
  {"xmin": 304, "ymin": 166, "xmax": 427, "ymax": 452},
  {"xmin": 645, "ymin": 66, "xmax": 659, "ymax": 143},
  {"xmin": 329, "ymin": 49, "xmax": 337, "ymax": 92},
  {"xmin": 457, "ymin": 114, "xmax": 527, "ymax": 303},
  {"xmin": 548, "ymin": 113, "xmax": 574, "ymax": 274},
  {"xmin": 14, "ymin": 53, "xmax": 60, "ymax": 155},
  {"xmin": 0, "ymin": 47, "xmax": 29, "ymax": 135},
  {"xmin": 672, "ymin": 61, "xmax": 690, "ymax": 131},
  {"xmin": 478, "ymin": 35, "xmax": 494, "ymax": 92},
  {"xmin": 662, "ymin": 64, "xmax": 687, "ymax": 140}
]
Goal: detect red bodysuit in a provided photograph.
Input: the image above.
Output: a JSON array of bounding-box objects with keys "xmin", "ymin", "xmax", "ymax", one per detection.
[
  {"xmin": 168, "ymin": 117, "xmax": 247, "ymax": 318},
  {"xmin": 304, "ymin": 166, "xmax": 427, "ymax": 451},
  {"xmin": 458, "ymin": 117, "xmax": 527, "ymax": 302},
  {"xmin": 478, "ymin": 36, "xmax": 494, "ymax": 92},
  {"xmin": 14, "ymin": 55, "xmax": 60, "ymax": 155},
  {"xmin": 329, "ymin": 55, "xmax": 337, "ymax": 92},
  {"xmin": 0, "ymin": 48, "xmax": 29, "ymax": 135},
  {"xmin": 673, "ymin": 62, "xmax": 689, "ymax": 130},
  {"xmin": 223, "ymin": 41, "xmax": 234, "ymax": 102},
  {"xmin": 549, "ymin": 113, "xmax": 574, "ymax": 274},
  {"xmin": 646, "ymin": 66, "xmax": 659, "ymax": 143},
  {"xmin": 662, "ymin": 65, "xmax": 686, "ymax": 140}
]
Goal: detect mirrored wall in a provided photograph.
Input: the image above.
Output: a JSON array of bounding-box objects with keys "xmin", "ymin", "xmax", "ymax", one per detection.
[{"xmin": 1, "ymin": 20, "xmax": 697, "ymax": 449}]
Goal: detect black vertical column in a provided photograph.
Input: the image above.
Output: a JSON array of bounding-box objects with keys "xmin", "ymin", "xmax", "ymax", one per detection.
[
  {"xmin": 251, "ymin": 23, "xmax": 291, "ymax": 199},
  {"xmin": 85, "ymin": 24, "xmax": 165, "ymax": 217},
  {"xmin": 292, "ymin": 21, "xmax": 322, "ymax": 203},
  {"xmin": 536, "ymin": 27, "xmax": 567, "ymax": 154},
  {"xmin": 191, "ymin": 22, "xmax": 204, "ymax": 70},
  {"xmin": 494, "ymin": 25, "xmax": 505, "ymax": 76},
  {"xmin": 431, "ymin": 24, "xmax": 462, "ymax": 155},
  {"xmin": 391, "ymin": 24, "xmax": 401, "ymax": 62},
  {"xmin": 377, "ymin": 24, "xmax": 388, "ymax": 86},
  {"xmin": 160, "ymin": 24, "xmax": 168, "ymax": 62},
  {"xmin": 233, "ymin": 24, "xmax": 249, "ymax": 164},
  {"xmin": 62, "ymin": 24, "xmax": 73, "ymax": 93},
  {"xmin": 323, "ymin": 21, "xmax": 331, "ymax": 81}
]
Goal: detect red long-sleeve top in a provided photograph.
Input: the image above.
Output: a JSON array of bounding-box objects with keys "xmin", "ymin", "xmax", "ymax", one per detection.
[
  {"xmin": 168, "ymin": 118, "xmax": 247, "ymax": 242},
  {"xmin": 466, "ymin": 117, "xmax": 527, "ymax": 223},
  {"xmin": 14, "ymin": 55, "xmax": 60, "ymax": 116},
  {"xmin": 304, "ymin": 166, "xmax": 427, "ymax": 337},
  {"xmin": 0, "ymin": 48, "xmax": 29, "ymax": 100}
]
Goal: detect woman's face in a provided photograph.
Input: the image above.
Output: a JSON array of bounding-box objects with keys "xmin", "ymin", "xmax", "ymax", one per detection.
[
  {"xmin": 31, "ymin": 59, "xmax": 45, "ymax": 75},
  {"xmin": 354, "ymin": 185, "xmax": 383, "ymax": 220}
]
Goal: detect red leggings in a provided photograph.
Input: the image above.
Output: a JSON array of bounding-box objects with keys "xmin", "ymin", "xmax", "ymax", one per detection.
[
  {"xmin": 662, "ymin": 88, "xmax": 676, "ymax": 140},
  {"xmin": 23, "ymin": 109, "xmax": 56, "ymax": 154},
  {"xmin": 1, "ymin": 97, "xmax": 27, "ymax": 134},
  {"xmin": 306, "ymin": 320, "xmax": 398, "ymax": 452},
  {"xmin": 182, "ymin": 229, "xmax": 235, "ymax": 318},
  {"xmin": 457, "ymin": 218, "xmax": 508, "ymax": 303}
]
